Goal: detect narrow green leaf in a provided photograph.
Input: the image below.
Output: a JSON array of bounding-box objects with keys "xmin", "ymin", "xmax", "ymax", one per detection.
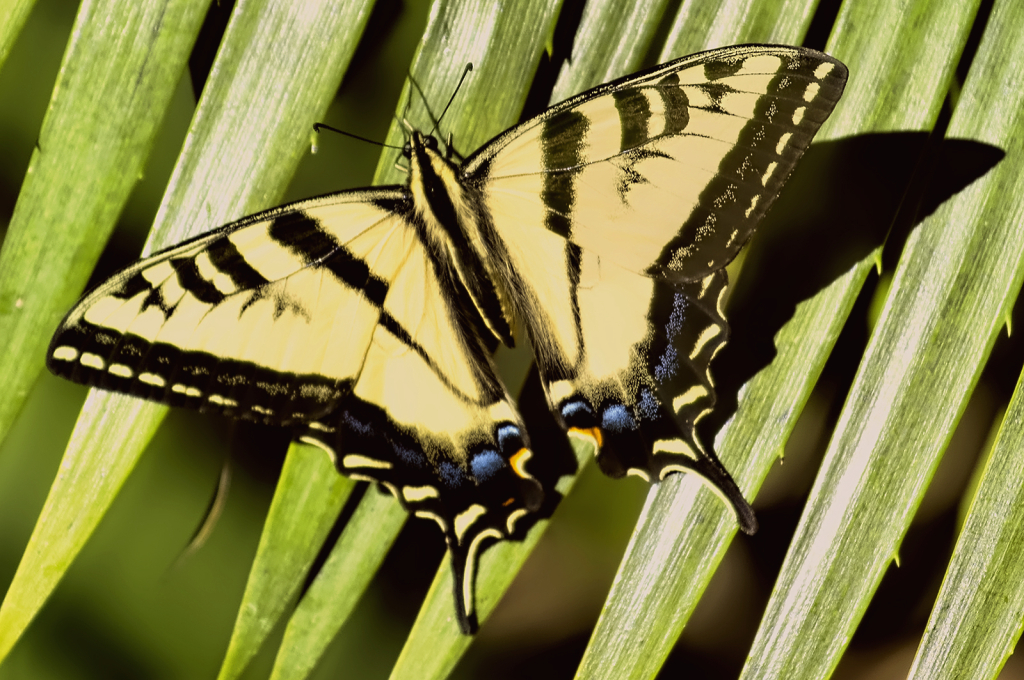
[
  {"xmin": 0, "ymin": 397, "xmax": 165, "ymax": 662},
  {"xmin": 659, "ymin": 0, "xmax": 822, "ymax": 59},
  {"xmin": 217, "ymin": 443, "xmax": 355, "ymax": 680},
  {"xmin": 0, "ymin": 0, "xmax": 210, "ymax": 447},
  {"xmin": 742, "ymin": 1, "xmax": 1020, "ymax": 677},
  {"xmin": 0, "ymin": 0, "xmax": 374, "ymax": 664},
  {"xmin": 269, "ymin": 489, "xmax": 407, "ymax": 680},
  {"xmin": 0, "ymin": 0, "xmax": 37, "ymax": 73},
  {"xmin": 548, "ymin": 0, "xmax": 673, "ymax": 102},
  {"xmin": 821, "ymin": 0, "xmax": 979, "ymax": 135},
  {"xmin": 146, "ymin": 0, "xmax": 376, "ymax": 251},
  {"xmin": 0, "ymin": 0, "xmax": 212, "ymax": 660},
  {"xmin": 904, "ymin": 2, "xmax": 1024, "ymax": 675},
  {"xmin": 911, "ymin": 385, "xmax": 1024, "ymax": 678},
  {"xmin": 557, "ymin": 0, "xmax": 671, "ymax": 96}
]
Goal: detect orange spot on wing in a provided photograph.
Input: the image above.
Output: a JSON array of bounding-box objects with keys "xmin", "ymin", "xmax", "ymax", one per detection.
[
  {"xmin": 509, "ymin": 448, "xmax": 532, "ymax": 478},
  {"xmin": 569, "ymin": 426, "xmax": 603, "ymax": 449}
]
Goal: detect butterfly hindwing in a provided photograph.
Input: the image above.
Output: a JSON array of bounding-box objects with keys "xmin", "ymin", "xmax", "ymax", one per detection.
[{"xmin": 544, "ymin": 257, "xmax": 755, "ymax": 528}]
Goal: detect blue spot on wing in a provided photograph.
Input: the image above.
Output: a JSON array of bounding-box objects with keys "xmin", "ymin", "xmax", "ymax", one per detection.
[
  {"xmin": 637, "ymin": 388, "xmax": 659, "ymax": 420},
  {"xmin": 471, "ymin": 450, "xmax": 505, "ymax": 481},
  {"xmin": 561, "ymin": 400, "xmax": 594, "ymax": 420},
  {"xmin": 666, "ymin": 293, "xmax": 687, "ymax": 338},
  {"xmin": 655, "ymin": 293, "xmax": 688, "ymax": 382},
  {"xmin": 392, "ymin": 441, "xmax": 424, "ymax": 468},
  {"xmin": 438, "ymin": 461, "xmax": 465, "ymax": 488},
  {"xmin": 496, "ymin": 424, "xmax": 522, "ymax": 451},
  {"xmin": 654, "ymin": 344, "xmax": 678, "ymax": 382},
  {"xmin": 602, "ymin": 404, "xmax": 636, "ymax": 432},
  {"xmin": 341, "ymin": 411, "xmax": 373, "ymax": 436}
]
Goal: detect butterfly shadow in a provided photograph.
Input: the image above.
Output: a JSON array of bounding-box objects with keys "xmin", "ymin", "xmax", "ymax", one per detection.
[{"xmin": 702, "ymin": 132, "xmax": 1006, "ymax": 440}]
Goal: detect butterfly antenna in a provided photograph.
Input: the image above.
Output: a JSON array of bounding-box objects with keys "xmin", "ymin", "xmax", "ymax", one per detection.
[
  {"xmin": 312, "ymin": 123, "xmax": 403, "ymax": 150},
  {"xmin": 398, "ymin": 70, "xmax": 430, "ymax": 141},
  {"xmin": 407, "ymin": 70, "xmax": 427, "ymax": 115},
  {"xmin": 430, "ymin": 63, "xmax": 473, "ymax": 138}
]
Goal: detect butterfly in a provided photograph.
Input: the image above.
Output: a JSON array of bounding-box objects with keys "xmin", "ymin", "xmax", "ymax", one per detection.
[{"xmin": 48, "ymin": 44, "xmax": 847, "ymax": 634}]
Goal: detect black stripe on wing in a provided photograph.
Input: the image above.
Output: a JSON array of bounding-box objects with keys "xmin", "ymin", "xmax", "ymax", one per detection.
[
  {"xmin": 649, "ymin": 54, "xmax": 848, "ymax": 279},
  {"xmin": 47, "ymin": 317, "xmax": 350, "ymax": 424},
  {"xmin": 612, "ymin": 87, "xmax": 653, "ymax": 149},
  {"xmin": 540, "ymin": 111, "xmax": 587, "ymax": 239},
  {"xmin": 47, "ymin": 197, "xmax": 410, "ymax": 424},
  {"xmin": 268, "ymin": 210, "xmax": 391, "ymax": 307}
]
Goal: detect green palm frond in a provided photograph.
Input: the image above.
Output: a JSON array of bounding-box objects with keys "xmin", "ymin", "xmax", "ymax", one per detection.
[{"xmin": 2, "ymin": 0, "xmax": 1023, "ymax": 678}]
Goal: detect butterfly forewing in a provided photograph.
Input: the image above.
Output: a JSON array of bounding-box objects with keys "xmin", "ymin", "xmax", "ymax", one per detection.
[
  {"xmin": 48, "ymin": 190, "xmax": 412, "ymax": 424},
  {"xmin": 468, "ymin": 45, "xmax": 847, "ymax": 282}
]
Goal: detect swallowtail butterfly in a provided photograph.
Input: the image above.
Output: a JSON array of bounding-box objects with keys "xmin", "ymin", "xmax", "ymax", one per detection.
[{"xmin": 49, "ymin": 44, "xmax": 847, "ymax": 633}]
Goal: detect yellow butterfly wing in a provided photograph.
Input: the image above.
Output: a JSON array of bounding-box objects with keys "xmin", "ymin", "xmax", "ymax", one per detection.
[
  {"xmin": 48, "ymin": 188, "xmax": 543, "ymax": 632},
  {"xmin": 471, "ymin": 45, "xmax": 846, "ymax": 280},
  {"xmin": 49, "ymin": 191, "xmax": 407, "ymax": 421},
  {"xmin": 464, "ymin": 45, "xmax": 848, "ymax": 531}
]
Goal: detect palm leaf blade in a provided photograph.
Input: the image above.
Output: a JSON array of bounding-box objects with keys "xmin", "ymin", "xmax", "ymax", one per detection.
[
  {"xmin": 907, "ymin": 2, "xmax": 1024, "ymax": 675},
  {"xmin": 0, "ymin": 0, "xmax": 374, "ymax": 664},
  {"xmin": 742, "ymin": 0, "xmax": 1015, "ymax": 677}
]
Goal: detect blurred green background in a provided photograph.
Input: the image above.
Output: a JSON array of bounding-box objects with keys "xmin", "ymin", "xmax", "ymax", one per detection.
[{"xmin": 1, "ymin": 0, "xmax": 1021, "ymax": 678}]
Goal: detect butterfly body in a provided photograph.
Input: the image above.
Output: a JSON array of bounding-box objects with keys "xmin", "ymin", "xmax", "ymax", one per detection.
[{"xmin": 48, "ymin": 45, "xmax": 848, "ymax": 633}]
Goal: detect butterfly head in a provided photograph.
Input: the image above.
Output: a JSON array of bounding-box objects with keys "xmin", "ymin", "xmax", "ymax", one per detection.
[
  {"xmin": 405, "ymin": 130, "xmax": 464, "ymax": 215},
  {"xmin": 403, "ymin": 131, "xmax": 457, "ymax": 184},
  {"xmin": 402, "ymin": 130, "xmax": 440, "ymax": 159}
]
